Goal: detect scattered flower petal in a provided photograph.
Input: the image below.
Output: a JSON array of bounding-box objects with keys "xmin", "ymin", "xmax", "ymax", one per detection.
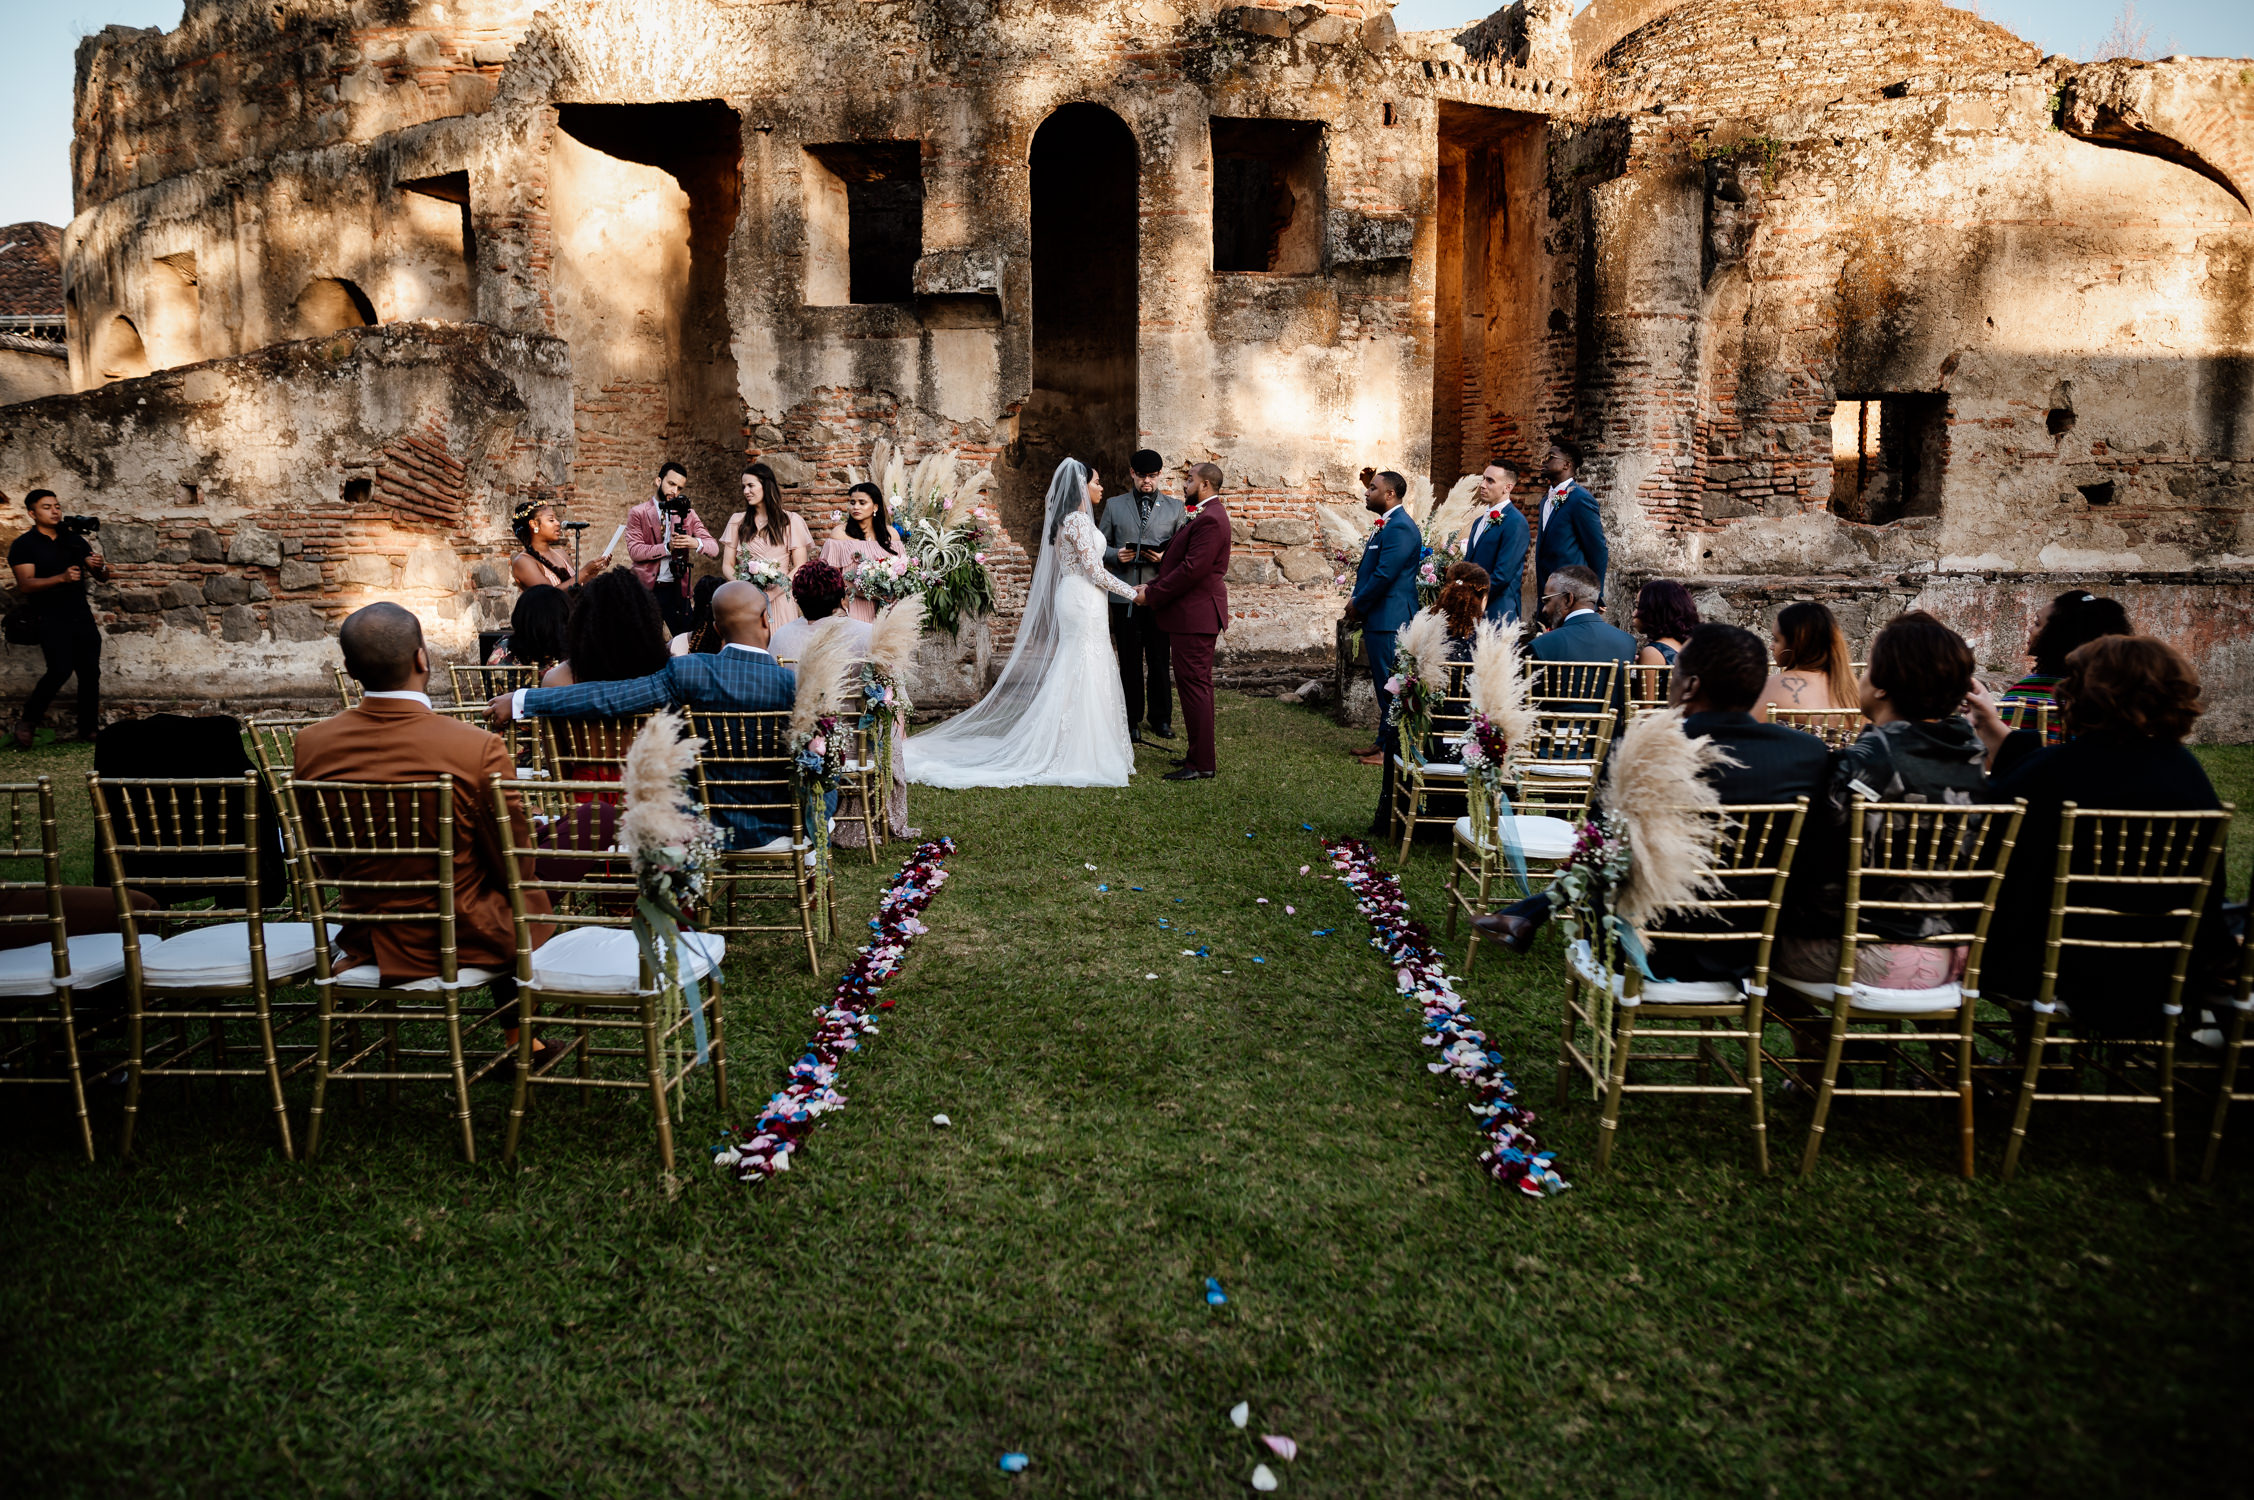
[
  {"xmin": 1229, "ymin": 1400, "xmax": 1250, "ymax": 1428},
  {"xmin": 999, "ymin": 1453, "xmax": 1030, "ymax": 1474},
  {"xmin": 1301, "ymin": 823, "xmax": 1314, "ymax": 832},
  {"xmin": 1261, "ymin": 1436, "xmax": 1298, "ymax": 1462},
  {"xmin": 1207, "ymin": 1278, "xmax": 1230, "ymax": 1306},
  {"xmin": 1252, "ymin": 956, "xmax": 1266, "ymax": 964},
  {"xmin": 1084, "ymin": 862, "xmax": 1098, "ymax": 871},
  {"xmin": 1300, "ymin": 865, "xmax": 1311, "ymax": 875},
  {"xmin": 1256, "ymin": 898, "xmax": 1269, "ymax": 905},
  {"xmin": 1251, "ymin": 1463, "xmax": 1279, "ymax": 1491},
  {"xmin": 1145, "ymin": 972, "xmax": 1159, "ymax": 979},
  {"xmin": 931, "ymin": 1114, "xmax": 951, "ymax": 1127},
  {"xmin": 1285, "ymin": 906, "xmax": 1295, "ymax": 915}
]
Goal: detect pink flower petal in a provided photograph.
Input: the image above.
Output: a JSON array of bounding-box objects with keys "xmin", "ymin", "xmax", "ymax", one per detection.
[{"xmin": 1261, "ymin": 1435, "xmax": 1297, "ymax": 1462}]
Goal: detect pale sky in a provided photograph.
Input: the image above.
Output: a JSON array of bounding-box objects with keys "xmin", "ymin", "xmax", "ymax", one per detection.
[{"xmin": 0, "ymin": 0, "xmax": 2247, "ymax": 228}]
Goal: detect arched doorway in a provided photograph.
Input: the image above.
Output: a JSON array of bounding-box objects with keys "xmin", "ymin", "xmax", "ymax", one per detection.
[{"xmin": 1004, "ymin": 103, "xmax": 1139, "ymax": 546}]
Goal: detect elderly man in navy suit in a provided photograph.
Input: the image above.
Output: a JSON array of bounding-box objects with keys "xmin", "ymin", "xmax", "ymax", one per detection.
[
  {"xmin": 1529, "ymin": 565, "xmax": 1637, "ymax": 667},
  {"xmin": 1461, "ymin": 458, "xmax": 1530, "ymax": 624},
  {"xmin": 1344, "ymin": 469, "xmax": 1423, "ymax": 763},
  {"xmin": 1533, "ymin": 437, "xmax": 1607, "ymax": 610},
  {"xmin": 487, "ymin": 581, "xmax": 802, "ymax": 848}
]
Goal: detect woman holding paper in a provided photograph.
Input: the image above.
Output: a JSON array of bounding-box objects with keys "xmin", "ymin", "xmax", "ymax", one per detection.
[{"xmin": 509, "ymin": 499, "xmax": 611, "ymax": 590}]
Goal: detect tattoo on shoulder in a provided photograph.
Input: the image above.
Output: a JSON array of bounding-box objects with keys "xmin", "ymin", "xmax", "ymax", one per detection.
[{"xmin": 1780, "ymin": 676, "xmax": 1807, "ymax": 703}]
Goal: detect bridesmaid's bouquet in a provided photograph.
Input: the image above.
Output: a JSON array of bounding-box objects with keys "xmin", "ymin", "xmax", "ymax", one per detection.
[
  {"xmin": 841, "ymin": 550, "xmax": 924, "ymax": 607},
  {"xmin": 737, "ymin": 554, "xmax": 789, "ymax": 592}
]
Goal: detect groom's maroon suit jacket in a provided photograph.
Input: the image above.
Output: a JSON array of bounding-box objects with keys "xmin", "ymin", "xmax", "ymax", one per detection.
[{"xmin": 1142, "ymin": 499, "xmax": 1231, "ymax": 635}]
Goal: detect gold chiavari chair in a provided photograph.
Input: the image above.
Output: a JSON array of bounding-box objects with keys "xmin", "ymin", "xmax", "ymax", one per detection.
[
  {"xmin": 432, "ymin": 702, "xmax": 535, "ymax": 774},
  {"xmin": 833, "ymin": 722, "xmax": 888, "ymax": 864},
  {"xmin": 688, "ymin": 709, "xmax": 829, "ymax": 974},
  {"xmin": 1770, "ymin": 707, "xmax": 1866, "ymax": 749},
  {"xmin": 447, "ymin": 662, "xmax": 539, "ymax": 708},
  {"xmin": 537, "ymin": 712, "xmax": 655, "ymax": 786},
  {"xmin": 0, "ymin": 777, "xmax": 128, "ymax": 1159},
  {"xmin": 1556, "ymin": 800, "xmax": 1809, "ymax": 1173},
  {"xmin": 90, "ymin": 772, "xmax": 325, "ymax": 1159},
  {"xmin": 1623, "ymin": 662, "xmax": 1672, "ymax": 720},
  {"xmin": 283, "ymin": 777, "xmax": 514, "ymax": 1161},
  {"xmin": 1391, "ymin": 660, "xmax": 1474, "ymax": 862},
  {"xmin": 1785, "ymin": 797, "xmax": 2027, "ymax": 1179},
  {"xmin": 1443, "ymin": 710, "xmax": 1615, "ymax": 971},
  {"xmin": 1530, "ymin": 659, "xmax": 1619, "ymax": 717},
  {"xmin": 245, "ymin": 714, "xmax": 323, "ymax": 792},
  {"xmin": 489, "ymin": 778, "xmax": 729, "ymax": 1170},
  {"xmin": 1995, "ymin": 698, "xmax": 2055, "ymax": 745},
  {"xmin": 2198, "ymin": 912, "xmax": 2254, "ymax": 1183},
  {"xmin": 331, "ymin": 666, "xmax": 361, "ymax": 709},
  {"xmin": 1990, "ymin": 803, "xmax": 2232, "ymax": 1183}
]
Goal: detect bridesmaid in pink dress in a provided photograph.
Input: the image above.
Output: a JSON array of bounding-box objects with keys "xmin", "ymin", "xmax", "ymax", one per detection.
[
  {"xmin": 819, "ymin": 482, "xmax": 912, "ymax": 624},
  {"xmin": 719, "ymin": 462, "xmax": 815, "ymax": 628}
]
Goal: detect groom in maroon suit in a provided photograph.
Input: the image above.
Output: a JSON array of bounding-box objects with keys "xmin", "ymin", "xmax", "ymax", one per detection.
[{"xmin": 1135, "ymin": 461, "xmax": 1231, "ymax": 780}]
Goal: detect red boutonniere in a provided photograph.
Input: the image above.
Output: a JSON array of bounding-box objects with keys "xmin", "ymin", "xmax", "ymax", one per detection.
[{"xmin": 1484, "ymin": 505, "xmax": 1506, "ymax": 523}]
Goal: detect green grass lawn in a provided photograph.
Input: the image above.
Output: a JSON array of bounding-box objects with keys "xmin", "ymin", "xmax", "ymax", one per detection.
[{"xmin": 3, "ymin": 706, "xmax": 2250, "ymax": 1497}]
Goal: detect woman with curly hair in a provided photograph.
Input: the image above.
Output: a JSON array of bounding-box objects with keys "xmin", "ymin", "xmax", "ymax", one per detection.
[
  {"xmin": 488, "ymin": 583, "xmax": 571, "ymax": 668},
  {"xmin": 1631, "ymin": 578, "xmax": 1698, "ymax": 668},
  {"xmin": 507, "ymin": 498, "xmax": 608, "ymax": 590},
  {"xmin": 1967, "ymin": 635, "xmax": 2229, "ymax": 1034},
  {"xmin": 1436, "ymin": 561, "xmax": 1490, "ymax": 662},
  {"xmin": 768, "ymin": 557, "xmax": 856, "ymax": 664},
  {"xmin": 544, "ymin": 566, "xmax": 670, "ymax": 689}
]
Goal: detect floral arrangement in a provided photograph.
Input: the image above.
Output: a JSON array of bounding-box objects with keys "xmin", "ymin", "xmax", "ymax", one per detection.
[
  {"xmin": 621, "ymin": 710, "xmax": 723, "ymax": 1114},
  {"xmin": 1326, "ymin": 836, "xmax": 1567, "ymax": 1197},
  {"xmin": 791, "ymin": 619, "xmax": 860, "ymax": 892},
  {"xmin": 714, "ymin": 837, "xmax": 954, "ymax": 1182},
  {"xmin": 840, "ymin": 549, "xmax": 924, "ymax": 608},
  {"xmin": 857, "ymin": 597, "xmax": 923, "ymax": 820},
  {"xmin": 1383, "ymin": 607, "xmax": 1452, "ymax": 765},
  {"xmin": 854, "ymin": 439, "xmax": 1001, "ymax": 636},
  {"xmin": 736, "ymin": 553, "xmax": 789, "ymax": 593},
  {"xmin": 1414, "ymin": 549, "xmax": 1444, "ymax": 610},
  {"xmin": 1460, "ymin": 618, "xmax": 1535, "ymax": 854}
]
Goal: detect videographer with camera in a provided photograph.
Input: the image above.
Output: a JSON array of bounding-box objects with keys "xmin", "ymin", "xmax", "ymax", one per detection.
[
  {"xmin": 623, "ymin": 460, "xmax": 718, "ymax": 634},
  {"xmin": 6, "ymin": 490, "xmax": 108, "ymax": 748}
]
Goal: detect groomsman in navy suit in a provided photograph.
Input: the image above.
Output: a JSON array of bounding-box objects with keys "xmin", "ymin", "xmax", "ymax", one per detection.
[
  {"xmin": 1461, "ymin": 458, "xmax": 1530, "ymax": 624},
  {"xmin": 1343, "ymin": 470, "xmax": 1423, "ymax": 832},
  {"xmin": 1533, "ymin": 436, "xmax": 1607, "ymax": 612}
]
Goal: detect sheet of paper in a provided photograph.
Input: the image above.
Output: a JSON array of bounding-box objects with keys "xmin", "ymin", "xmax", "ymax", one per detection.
[{"xmin": 602, "ymin": 524, "xmax": 626, "ymax": 561}]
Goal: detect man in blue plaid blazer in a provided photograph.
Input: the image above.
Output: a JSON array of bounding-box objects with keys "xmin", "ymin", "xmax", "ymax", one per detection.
[{"xmin": 488, "ymin": 582, "xmax": 801, "ymax": 848}]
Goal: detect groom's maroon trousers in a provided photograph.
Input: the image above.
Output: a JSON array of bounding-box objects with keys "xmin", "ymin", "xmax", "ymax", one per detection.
[{"xmin": 1142, "ymin": 499, "xmax": 1232, "ymax": 775}]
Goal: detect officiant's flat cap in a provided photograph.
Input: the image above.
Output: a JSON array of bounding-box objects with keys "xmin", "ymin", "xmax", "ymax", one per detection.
[{"xmin": 1130, "ymin": 449, "xmax": 1164, "ymax": 475}]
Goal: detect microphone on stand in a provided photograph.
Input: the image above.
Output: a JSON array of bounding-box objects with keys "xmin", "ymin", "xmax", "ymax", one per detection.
[{"xmin": 563, "ymin": 519, "xmax": 590, "ymax": 567}]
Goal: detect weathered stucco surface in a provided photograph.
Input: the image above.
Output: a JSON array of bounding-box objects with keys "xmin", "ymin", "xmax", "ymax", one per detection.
[{"xmin": 4, "ymin": 0, "xmax": 2249, "ymax": 726}]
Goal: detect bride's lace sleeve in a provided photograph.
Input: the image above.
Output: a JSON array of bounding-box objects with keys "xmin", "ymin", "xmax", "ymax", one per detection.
[{"xmin": 1064, "ymin": 512, "xmax": 1139, "ymax": 601}]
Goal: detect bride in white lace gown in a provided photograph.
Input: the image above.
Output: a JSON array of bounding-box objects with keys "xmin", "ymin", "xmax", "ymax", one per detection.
[{"xmin": 905, "ymin": 457, "xmax": 1139, "ymax": 788}]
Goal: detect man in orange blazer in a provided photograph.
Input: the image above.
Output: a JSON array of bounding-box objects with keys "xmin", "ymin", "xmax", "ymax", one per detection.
[{"xmin": 293, "ymin": 603, "xmax": 549, "ymax": 983}]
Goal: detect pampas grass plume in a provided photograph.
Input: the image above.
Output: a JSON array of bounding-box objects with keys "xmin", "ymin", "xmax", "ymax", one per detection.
[
  {"xmin": 1316, "ymin": 503, "xmax": 1369, "ymax": 554},
  {"xmin": 1469, "ymin": 619, "xmax": 1533, "ymax": 750},
  {"xmin": 621, "ymin": 709, "xmax": 707, "ymax": 856},
  {"xmin": 1403, "ymin": 474, "xmax": 1437, "ymax": 528},
  {"xmin": 791, "ymin": 617, "xmax": 858, "ymax": 738},
  {"xmin": 1426, "ymin": 473, "xmax": 1485, "ymax": 548},
  {"xmin": 1398, "ymin": 607, "xmax": 1449, "ymax": 680},
  {"xmin": 1603, "ymin": 708, "xmax": 1736, "ymax": 927},
  {"xmin": 869, "ymin": 595, "xmax": 924, "ymax": 683}
]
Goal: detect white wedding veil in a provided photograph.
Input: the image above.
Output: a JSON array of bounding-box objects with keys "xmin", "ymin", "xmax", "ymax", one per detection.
[{"xmin": 903, "ymin": 458, "xmax": 1088, "ymax": 787}]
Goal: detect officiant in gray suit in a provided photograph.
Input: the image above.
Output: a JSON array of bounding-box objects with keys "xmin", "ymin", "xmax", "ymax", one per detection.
[{"xmin": 1098, "ymin": 448, "xmax": 1187, "ymax": 745}]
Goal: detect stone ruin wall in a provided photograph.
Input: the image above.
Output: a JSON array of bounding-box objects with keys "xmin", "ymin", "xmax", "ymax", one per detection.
[{"xmin": 6, "ymin": 0, "xmax": 2251, "ymax": 726}]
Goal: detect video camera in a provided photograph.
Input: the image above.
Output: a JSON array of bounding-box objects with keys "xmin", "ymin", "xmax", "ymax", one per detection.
[{"xmin": 60, "ymin": 516, "xmax": 101, "ymax": 537}]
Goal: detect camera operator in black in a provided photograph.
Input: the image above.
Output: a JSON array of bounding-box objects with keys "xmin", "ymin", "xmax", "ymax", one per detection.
[{"xmin": 8, "ymin": 490, "xmax": 108, "ymax": 747}]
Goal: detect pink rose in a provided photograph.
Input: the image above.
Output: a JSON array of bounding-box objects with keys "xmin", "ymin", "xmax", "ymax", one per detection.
[
  {"xmin": 973, "ymin": 552, "xmax": 987, "ymax": 563},
  {"xmin": 809, "ymin": 735, "xmax": 827, "ymax": 756}
]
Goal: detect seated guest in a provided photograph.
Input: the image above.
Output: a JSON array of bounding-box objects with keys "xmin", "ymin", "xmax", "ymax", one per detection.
[
  {"xmin": 1437, "ymin": 562, "xmax": 1488, "ymax": 663},
  {"xmin": 1753, "ymin": 600, "xmax": 1858, "ymax": 722},
  {"xmin": 294, "ymin": 604, "xmax": 550, "ymax": 994},
  {"xmin": 1631, "ymin": 579, "xmax": 1698, "ymax": 667},
  {"xmin": 543, "ymin": 566, "xmax": 671, "ymax": 689},
  {"xmin": 490, "ymin": 583, "xmax": 803, "ymax": 848},
  {"xmin": 1531, "ymin": 564, "xmax": 1636, "ymax": 665},
  {"xmin": 670, "ymin": 575, "xmax": 727, "ymax": 657},
  {"xmin": 487, "ymin": 583, "xmax": 570, "ymax": 669},
  {"xmin": 1967, "ymin": 635, "xmax": 2230, "ymax": 1035},
  {"xmin": 768, "ymin": 558, "xmax": 858, "ymax": 664},
  {"xmin": 1472, "ymin": 622, "xmax": 1832, "ymax": 966},
  {"xmin": 1998, "ymin": 589, "xmax": 2131, "ymax": 706},
  {"xmin": 1773, "ymin": 611, "xmax": 1989, "ymax": 993}
]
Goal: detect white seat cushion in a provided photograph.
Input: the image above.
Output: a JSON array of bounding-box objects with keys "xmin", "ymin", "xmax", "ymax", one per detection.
[
  {"xmin": 1453, "ymin": 814, "xmax": 1578, "ymax": 862},
  {"xmin": 0, "ymin": 932, "xmax": 159, "ymax": 997},
  {"xmin": 530, "ymin": 927, "xmax": 725, "ymax": 995},
  {"xmin": 1413, "ymin": 761, "xmax": 1466, "ymax": 777},
  {"xmin": 1776, "ymin": 975, "xmax": 1964, "ymax": 1015},
  {"xmin": 740, "ymin": 834, "xmax": 804, "ymax": 855},
  {"xmin": 140, "ymin": 922, "xmax": 341, "ymax": 989},
  {"xmin": 333, "ymin": 963, "xmax": 502, "ymax": 992},
  {"xmin": 1567, "ymin": 942, "xmax": 1742, "ymax": 1007},
  {"xmin": 1525, "ymin": 763, "xmax": 1594, "ymax": 778}
]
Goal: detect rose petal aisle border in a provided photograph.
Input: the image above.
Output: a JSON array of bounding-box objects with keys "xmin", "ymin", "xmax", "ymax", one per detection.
[
  {"xmin": 713, "ymin": 836, "xmax": 955, "ymax": 1183},
  {"xmin": 1324, "ymin": 837, "xmax": 1568, "ymax": 1196}
]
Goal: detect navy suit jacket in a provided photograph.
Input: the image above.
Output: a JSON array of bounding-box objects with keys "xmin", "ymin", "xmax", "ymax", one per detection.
[
  {"xmin": 521, "ymin": 647, "xmax": 799, "ymax": 846},
  {"xmin": 1350, "ymin": 507, "xmax": 1423, "ymax": 634},
  {"xmin": 1534, "ymin": 482, "xmax": 1607, "ymax": 600},
  {"xmin": 1462, "ymin": 504, "xmax": 1529, "ymax": 623},
  {"xmin": 1529, "ymin": 610, "xmax": 1638, "ymax": 667}
]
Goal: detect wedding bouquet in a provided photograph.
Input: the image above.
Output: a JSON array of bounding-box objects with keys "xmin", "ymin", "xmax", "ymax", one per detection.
[
  {"xmin": 737, "ymin": 554, "xmax": 789, "ymax": 593},
  {"xmin": 840, "ymin": 549, "xmax": 923, "ymax": 608},
  {"xmin": 1384, "ymin": 608, "xmax": 1452, "ymax": 764}
]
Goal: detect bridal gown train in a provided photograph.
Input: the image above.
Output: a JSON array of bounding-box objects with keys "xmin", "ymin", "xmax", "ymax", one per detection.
[{"xmin": 904, "ymin": 509, "xmax": 1140, "ymax": 788}]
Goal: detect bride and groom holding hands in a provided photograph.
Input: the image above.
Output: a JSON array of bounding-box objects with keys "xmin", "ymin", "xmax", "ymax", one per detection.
[{"xmin": 904, "ymin": 453, "xmax": 1230, "ymax": 789}]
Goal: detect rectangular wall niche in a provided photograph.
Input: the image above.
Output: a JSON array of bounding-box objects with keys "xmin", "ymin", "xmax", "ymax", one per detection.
[
  {"xmin": 803, "ymin": 143, "xmax": 924, "ymax": 305},
  {"xmin": 1830, "ymin": 393, "xmax": 1948, "ymax": 525},
  {"xmin": 1210, "ymin": 118, "xmax": 1323, "ymax": 275}
]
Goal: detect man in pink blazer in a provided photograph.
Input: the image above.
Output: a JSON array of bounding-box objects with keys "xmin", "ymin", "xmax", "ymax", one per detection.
[{"xmin": 1135, "ymin": 461, "xmax": 1231, "ymax": 780}]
